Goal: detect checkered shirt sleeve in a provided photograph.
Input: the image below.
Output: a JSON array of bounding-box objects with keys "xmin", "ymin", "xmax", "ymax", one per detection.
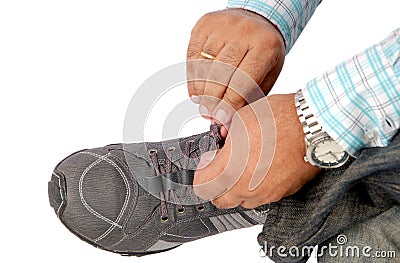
[
  {"xmin": 226, "ymin": 0, "xmax": 322, "ymax": 53},
  {"xmin": 303, "ymin": 28, "xmax": 400, "ymax": 157}
]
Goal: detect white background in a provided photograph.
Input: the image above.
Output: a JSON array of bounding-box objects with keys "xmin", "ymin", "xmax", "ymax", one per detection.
[{"xmin": 0, "ymin": 0, "xmax": 398, "ymax": 262}]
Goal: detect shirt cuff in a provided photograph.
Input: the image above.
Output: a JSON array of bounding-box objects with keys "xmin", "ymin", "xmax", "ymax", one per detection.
[
  {"xmin": 226, "ymin": 0, "xmax": 322, "ymax": 53},
  {"xmin": 302, "ymin": 28, "xmax": 400, "ymax": 157}
]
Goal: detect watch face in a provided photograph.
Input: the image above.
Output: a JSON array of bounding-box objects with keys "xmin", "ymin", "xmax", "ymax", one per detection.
[{"xmin": 308, "ymin": 136, "xmax": 349, "ymax": 168}]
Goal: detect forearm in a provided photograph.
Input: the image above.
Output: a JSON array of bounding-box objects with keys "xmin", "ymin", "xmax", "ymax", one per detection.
[
  {"xmin": 302, "ymin": 28, "xmax": 400, "ymax": 157},
  {"xmin": 226, "ymin": 0, "xmax": 322, "ymax": 53}
]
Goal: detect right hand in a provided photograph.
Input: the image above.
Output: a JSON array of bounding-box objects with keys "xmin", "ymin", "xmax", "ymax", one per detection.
[{"xmin": 187, "ymin": 8, "xmax": 286, "ymax": 130}]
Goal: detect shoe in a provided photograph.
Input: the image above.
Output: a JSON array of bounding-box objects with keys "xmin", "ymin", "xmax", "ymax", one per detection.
[{"xmin": 48, "ymin": 125, "xmax": 268, "ymax": 256}]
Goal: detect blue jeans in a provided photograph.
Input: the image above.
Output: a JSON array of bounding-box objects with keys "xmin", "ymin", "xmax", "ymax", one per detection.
[
  {"xmin": 257, "ymin": 132, "xmax": 400, "ymax": 263},
  {"xmin": 318, "ymin": 205, "xmax": 400, "ymax": 262}
]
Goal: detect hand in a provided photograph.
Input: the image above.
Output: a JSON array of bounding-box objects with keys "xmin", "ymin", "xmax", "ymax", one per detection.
[
  {"xmin": 187, "ymin": 8, "xmax": 286, "ymax": 127},
  {"xmin": 193, "ymin": 94, "xmax": 320, "ymax": 209}
]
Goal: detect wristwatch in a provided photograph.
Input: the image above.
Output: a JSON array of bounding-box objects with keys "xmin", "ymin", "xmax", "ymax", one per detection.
[{"xmin": 294, "ymin": 89, "xmax": 349, "ymax": 169}]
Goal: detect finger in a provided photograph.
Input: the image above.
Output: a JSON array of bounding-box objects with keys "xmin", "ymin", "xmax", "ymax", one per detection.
[
  {"xmin": 186, "ymin": 20, "xmax": 212, "ymax": 99},
  {"xmin": 202, "ymin": 36, "xmax": 225, "ymax": 60},
  {"xmin": 211, "ymin": 92, "xmax": 238, "ymax": 127},
  {"xmin": 220, "ymin": 125, "xmax": 228, "ymax": 138},
  {"xmin": 211, "ymin": 193, "xmax": 242, "ymax": 209},
  {"xmin": 196, "ymin": 150, "xmax": 217, "ymax": 170},
  {"xmin": 193, "ymin": 146, "xmax": 229, "ymax": 200},
  {"xmin": 212, "ymin": 100, "xmax": 235, "ymax": 135},
  {"xmin": 240, "ymin": 199, "xmax": 265, "ymax": 209},
  {"xmin": 194, "ymin": 112, "xmax": 250, "ymax": 200},
  {"xmin": 200, "ymin": 41, "xmax": 247, "ymax": 116},
  {"xmin": 191, "ymin": 36, "xmax": 225, "ymax": 99},
  {"xmin": 213, "ymin": 47, "xmax": 278, "ymax": 121}
]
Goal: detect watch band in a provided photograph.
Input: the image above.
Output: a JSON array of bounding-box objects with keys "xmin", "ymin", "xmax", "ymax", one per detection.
[{"xmin": 294, "ymin": 89, "xmax": 323, "ymax": 141}]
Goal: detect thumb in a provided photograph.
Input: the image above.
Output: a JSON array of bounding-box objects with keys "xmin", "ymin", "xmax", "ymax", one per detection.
[
  {"xmin": 196, "ymin": 150, "xmax": 218, "ymax": 171},
  {"xmin": 193, "ymin": 149, "xmax": 229, "ymax": 200}
]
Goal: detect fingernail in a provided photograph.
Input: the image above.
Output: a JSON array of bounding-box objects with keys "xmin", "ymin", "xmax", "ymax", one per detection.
[
  {"xmin": 220, "ymin": 126, "xmax": 228, "ymax": 139},
  {"xmin": 199, "ymin": 105, "xmax": 209, "ymax": 117},
  {"xmin": 190, "ymin": 95, "xmax": 200, "ymax": 104},
  {"xmin": 214, "ymin": 108, "xmax": 227, "ymax": 124}
]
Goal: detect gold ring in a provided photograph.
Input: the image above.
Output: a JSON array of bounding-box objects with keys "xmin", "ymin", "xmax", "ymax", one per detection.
[{"xmin": 200, "ymin": 51, "xmax": 216, "ymax": 60}]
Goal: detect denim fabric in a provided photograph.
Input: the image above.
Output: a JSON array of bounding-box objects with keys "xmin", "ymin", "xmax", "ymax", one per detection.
[
  {"xmin": 257, "ymin": 131, "xmax": 400, "ymax": 263},
  {"xmin": 318, "ymin": 205, "xmax": 400, "ymax": 262}
]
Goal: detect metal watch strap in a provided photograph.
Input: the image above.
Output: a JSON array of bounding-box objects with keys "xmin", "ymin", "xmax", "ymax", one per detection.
[{"xmin": 294, "ymin": 89, "xmax": 323, "ymax": 141}]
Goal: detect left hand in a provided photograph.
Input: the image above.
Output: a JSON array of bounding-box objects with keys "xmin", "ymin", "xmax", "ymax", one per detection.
[
  {"xmin": 193, "ymin": 94, "xmax": 321, "ymax": 209},
  {"xmin": 187, "ymin": 8, "xmax": 285, "ymax": 127}
]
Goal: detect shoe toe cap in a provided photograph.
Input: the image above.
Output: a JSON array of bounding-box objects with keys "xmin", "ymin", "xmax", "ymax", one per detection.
[{"xmin": 49, "ymin": 147, "xmax": 134, "ymax": 249}]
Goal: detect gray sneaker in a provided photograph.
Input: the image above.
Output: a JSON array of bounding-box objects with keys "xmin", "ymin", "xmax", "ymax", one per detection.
[{"xmin": 48, "ymin": 125, "xmax": 268, "ymax": 256}]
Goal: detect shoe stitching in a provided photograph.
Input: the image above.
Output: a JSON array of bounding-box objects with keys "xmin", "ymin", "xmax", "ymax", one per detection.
[
  {"xmin": 80, "ymin": 151, "xmax": 131, "ymax": 242},
  {"xmin": 92, "ymin": 153, "xmax": 132, "ymax": 242},
  {"xmin": 142, "ymin": 208, "xmax": 233, "ymax": 250},
  {"xmin": 78, "ymin": 152, "xmax": 121, "ymax": 228},
  {"xmin": 52, "ymin": 172, "xmax": 64, "ymax": 215},
  {"xmin": 78, "ymin": 151, "xmax": 131, "ymax": 242},
  {"xmin": 163, "ymin": 218, "xmax": 211, "ymax": 239},
  {"xmin": 105, "ymin": 151, "xmax": 141, "ymax": 231}
]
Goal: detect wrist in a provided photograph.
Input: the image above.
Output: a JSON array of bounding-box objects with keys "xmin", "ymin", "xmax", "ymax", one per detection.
[
  {"xmin": 294, "ymin": 90, "xmax": 350, "ymax": 169},
  {"xmin": 268, "ymin": 93, "xmax": 320, "ymax": 180}
]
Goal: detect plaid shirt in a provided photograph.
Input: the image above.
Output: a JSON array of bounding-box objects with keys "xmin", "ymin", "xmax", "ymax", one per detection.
[{"xmin": 227, "ymin": 0, "xmax": 400, "ymax": 156}]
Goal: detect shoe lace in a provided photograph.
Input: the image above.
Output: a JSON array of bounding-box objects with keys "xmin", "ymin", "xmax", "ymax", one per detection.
[{"xmin": 149, "ymin": 125, "xmax": 222, "ymax": 221}]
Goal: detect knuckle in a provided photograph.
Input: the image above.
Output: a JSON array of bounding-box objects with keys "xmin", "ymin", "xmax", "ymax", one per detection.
[
  {"xmin": 223, "ymin": 91, "xmax": 244, "ymax": 108},
  {"xmin": 202, "ymin": 41, "xmax": 220, "ymax": 56},
  {"xmin": 220, "ymin": 42, "xmax": 242, "ymax": 63},
  {"xmin": 246, "ymin": 60, "xmax": 265, "ymax": 80},
  {"xmin": 192, "ymin": 12, "xmax": 217, "ymax": 34},
  {"xmin": 192, "ymin": 82, "xmax": 205, "ymax": 94},
  {"xmin": 200, "ymin": 95, "xmax": 213, "ymax": 104},
  {"xmin": 259, "ymin": 34, "xmax": 284, "ymax": 51},
  {"xmin": 211, "ymin": 199, "xmax": 224, "ymax": 209},
  {"xmin": 208, "ymin": 67, "xmax": 230, "ymax": 85},
  {"xmin": 230, "ymin": 70, "xmax": 252, "ymax": 88},
  {"xmin": 201, "ymin": 97, "xmax": 220, "ymax": 110},
  {"xmin": 201, "ymin": 12, "xmax": 216, "ymax": 21},
  {"xmin": 187, "ymin": 83, "xmax": 195, "ymax": 95},
  {"xmin": 239, "ymin": 190, "xmax": 253, "ymax": 199},
  {"xmin": 189, "ymin": 85, "xmax": 204, "ymax": 97},
  {"xmin": 186, "ymin": 64, "xmax": 195, "ymax": 78},
  {"xmin": 187, "ymin": 40, "xmax": 203, "ymax": 58},
  {"xmin": 238, "ymin": 20, "xmax": 258, "ymax": 35},
  {"xmin": 213, "ymin": 199, "xmax": 234, "ymax": 210},
  {"xmin": 196, "ymin": 66, "xmax": 208, "ymax": 79}
]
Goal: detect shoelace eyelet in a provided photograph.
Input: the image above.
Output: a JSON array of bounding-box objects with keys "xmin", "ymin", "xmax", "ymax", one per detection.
[
  {"xmin": 160, "ymin": 215, "xmax": 169, "ymax": 222},
  {"xmin": 196, "ymin": 205, "xmax": 205, "ymax": 211},
  {"xmin": 150, "ymin": 131, "xmax": 220, "ymax": 224},
  {"xmin": 177, "ymin": 207, "xmax": 186, "ymax": 214}
]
